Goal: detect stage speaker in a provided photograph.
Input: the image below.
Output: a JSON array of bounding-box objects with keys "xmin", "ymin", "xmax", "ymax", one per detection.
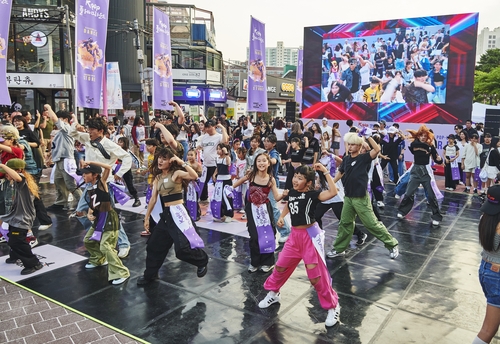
[
  {"xmin": 484, "ymin": 109, "xmax": 500, "ymax": 137},
  {"xmin": 285, "ymin": 101, "xmax": 296, "ymax": 122}
]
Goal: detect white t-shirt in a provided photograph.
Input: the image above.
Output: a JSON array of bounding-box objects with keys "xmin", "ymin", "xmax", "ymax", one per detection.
[
  {"xmin": 243, "ymin": 122, "xmax": 254, "ymax": 138},
  {"xmin": 360, "ymin": 64, "xmax": 371, "ymax": 86},
  {"xmin": 274, "ymin": 128, "xmax": 288, "ymax": 141},
  {"xmin": 135, "ymin": 126, "xmax": 145, "ymax": 143},
  {"xmin": 321, "ymin": 125, "xmax": 332, "ymax": 135},
  {"xmin": 196, "ymin": 133, "xmax": 223, "ymax": 167}
]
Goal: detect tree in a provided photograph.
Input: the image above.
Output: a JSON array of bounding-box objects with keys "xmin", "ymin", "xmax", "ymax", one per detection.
[
  {"xmin": 474, "ymin": 67, "xmax": 500, "ymax": 105},
  {"xmin": 476, "ymin": 48, "xmax": 500, "ymax": 73}
]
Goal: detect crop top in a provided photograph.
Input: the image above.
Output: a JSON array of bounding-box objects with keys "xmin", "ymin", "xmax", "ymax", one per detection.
[
  {"xmin": 482, "ymin": 232, "xmax": 500, "ymax": 264},
  {"xmin": 287, "ymin": 189, "xmax": 321, "ymax": 226},
  {"xmin": 290, "ymin": 148, "xmax": 306, "ymax": 163},
  {"xmin": 409, "ymin": 140, "xmax": 441, "ymax": 165},
  {"xmin": 433, "ymin": 72, "xmax": 445, "ymax": 83},
  {"xmin": 157, "ymin": 172, "xmax": 183, "ymax": 198},
  {"xmin": 216, "ymin": 157, "xmax": 230, "ymax": 175},
  {"xmin": 248, "ymin": 178, "xmax": 271, "ymax": 205}
]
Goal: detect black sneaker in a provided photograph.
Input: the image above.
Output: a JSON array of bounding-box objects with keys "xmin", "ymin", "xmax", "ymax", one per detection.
[
  {"xmin": 46, "ymin": 204, "xmax": 65, "ymax": 211},
  {"xmin": 356, "ymin": 233, "xmax": 368, "ymax": 246},
  {"xmin": 136, "ymin": 274, "xmax": 159, "ymax": 285},
  {"xmin": 463, "ymin": 188, "xmax": 470, "ymax": 193},
  {"xmin": 5, "ymin": 257, "xmax": 19, "ymax": 264},
  {"xmin": 473, "ymin": 189, "xmax": 478, "ymax": 194},
  {"xmin": 197, "ymin": 265, "xmax": 208, "ymax": 278},
  {"xmin": 132, "ymin": 199, "xmax": 141, "ymax": 207},
  {"xmin": 20, "ymin": 263, "xmax": 43, "ymax": 275}
]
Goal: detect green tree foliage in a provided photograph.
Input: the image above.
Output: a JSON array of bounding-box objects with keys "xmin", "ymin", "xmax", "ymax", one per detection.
[
  {"xmin": 474, "ymin": 49, "xmax": 500, "ymax": 104},
  {"xmin": 476, "ymin": 48, "xmax": 500, "ymax": 73}
]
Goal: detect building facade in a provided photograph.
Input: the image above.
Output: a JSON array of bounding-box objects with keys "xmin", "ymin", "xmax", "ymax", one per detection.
[
  {"xmin": 246, "ymin": 41, "xmax": 301, "ymax": 67},
  {"xmin": 476, "ymin": 27, "xmax": 500, "ymax": 62}
]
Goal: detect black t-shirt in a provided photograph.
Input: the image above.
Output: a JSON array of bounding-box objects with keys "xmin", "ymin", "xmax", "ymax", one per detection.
[
  {"xmin": 381, "ymin": 137, "xmax": 403, "ymax": 160},
  {"xmin": 290, "ymin": 147, "xmax": 306, "ymax": 163},
  {"xmin": 302, "ymin": 138, "xmax": 320, "ymax": 164},
  {"xmin": 287, "ymin": 189, "xmax": 321, "ymax": 226},
  {"xmin": 409, "ymin": 140, "xmax": 440, "ymax": 165},
  {"xmin": 339, "ymin": 152, "xmax": 373, "ymax": 197},
  {"xmin": 288, "ymin": 132, "xmax": 303, "ymax": 143},
  {"xmin": 350, "ymin": 72, "xmax": 360, "ymax": 93}
]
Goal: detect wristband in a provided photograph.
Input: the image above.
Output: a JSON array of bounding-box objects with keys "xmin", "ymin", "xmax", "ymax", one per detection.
[
  {"xmin": 182, "ymin": 162, "xmax": 188, "ymax": 168},
  {"xmin": 323, "ymin": 171, "xmax": 329, "ymax": 176}
]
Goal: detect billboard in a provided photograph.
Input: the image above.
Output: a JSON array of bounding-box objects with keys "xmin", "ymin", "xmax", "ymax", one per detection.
[{"xmin": 302, "ymin": 13, "xmax": 479, "ymax": 124}]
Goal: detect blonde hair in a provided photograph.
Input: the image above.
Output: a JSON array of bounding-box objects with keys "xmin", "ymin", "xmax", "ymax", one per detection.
[
  {"xmin": 344, "ymin": 132, "xmax": 363, "ymax": 145},
  {"xmin": 22, "ymin": 172, "xmax": 39, "ymax": 199}
]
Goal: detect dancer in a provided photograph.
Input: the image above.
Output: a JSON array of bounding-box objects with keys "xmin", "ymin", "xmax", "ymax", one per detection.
[
  {"xmin": 234, "ymin": 146, "xmax": 248, "ymax": 217},
  {"xmin": 82, "ymin": 162, "xmax": 130, "ymax": 285},
  {"xmin": 327, "ymin": 132, "xmax": 399, "ymax": 259},
  {"xmin": 233, "ymin": 153, "xmax": 284, "ymax": 273},
  {"xmin": 258, "ymin": 163, "xmax": 340, "ymax": 328},
  {"xmin": 2, "ymin": 159, "xmax": 43, "ymax": 275},
  {"xmin": 462, "ymin": 133, "xmax": 481, "ymax": 194},
  {"xmin": 443, "ymin": 134, "xmax": 460, "ymax": 191},
  {"xmin": 137, "ymin": 147, "xmax": 209, "ymax": 285},
  {"xmin": 116, "ymin": 137, "xmax": 141, "ymax": 207},
  {"xmin": 211, "ymin": 143, "xmax": 234, "ymax": 222},
  {"xmin": 397, "ymin": 125, "xmax": 443, "ymax": 226},
  {"xmin": 474, "ymin": 185, "xmax": 500, "ymax": 344},
  {"xmin": 282, "ymin": 137, "xmax": 307, "ymax": 199},
  {"xmin": 186, "ymin": 148, "xmax": 202, "ymax": 222}
]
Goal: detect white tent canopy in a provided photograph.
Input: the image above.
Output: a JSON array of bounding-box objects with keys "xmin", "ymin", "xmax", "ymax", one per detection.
[{"xmin": 471, "ymin": 102, "xmax": 500, "ymax": 124}]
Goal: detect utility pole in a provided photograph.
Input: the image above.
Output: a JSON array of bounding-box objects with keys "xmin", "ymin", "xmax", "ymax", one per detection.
[
  {"xmin": 59, "ymin": 5, "xmax": 75, "ymax": 113},
  {"xmin": 133, "ymin": 18, "xmax": 149, "ymax": 128}
]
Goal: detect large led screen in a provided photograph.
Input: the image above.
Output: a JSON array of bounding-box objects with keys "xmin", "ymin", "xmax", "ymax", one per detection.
[{"xmin": 302, "ymin": 13, "xmax": 479, "ymax": 124}]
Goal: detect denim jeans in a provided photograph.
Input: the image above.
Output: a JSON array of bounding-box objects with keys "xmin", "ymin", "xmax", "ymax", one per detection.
[
  {"xmin": 479, "ymin": 259, "xmax": 500, "ymax": 307},
  {"xmin": 76, "ymin": 186, "xmax": 131, "ymax": 249},
  {"xmin": 268, "ymin": 191, "xmax": 290, "ymax": 238}
]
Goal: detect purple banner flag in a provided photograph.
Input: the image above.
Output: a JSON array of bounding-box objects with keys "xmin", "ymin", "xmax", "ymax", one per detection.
[
  {"xmin": 153, "ymin": 7, "xmax": 173, "ymax": 111},
  {"xmin": 295, "ymin": 49, "xmax": 303, "ymax": 112},
  {"xmin": 75, "ymin": 0, "xmax": 109, "ymax": 109},
  {"xmin": 247, "ymin": 17, "xmax": 268, "ymax": 112},
  {"xmin": 0, "ymin": 0, "xmax": 13, "ymax": 106}
]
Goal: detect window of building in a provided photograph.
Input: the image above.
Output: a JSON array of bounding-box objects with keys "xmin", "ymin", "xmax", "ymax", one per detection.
[
  {"xmin": 14, "ymin": 0, "xmax": 58, "ymax": 4},
  {"xmin": 8, "ymin": 22, "xmax": 63, "ymax": 73}
]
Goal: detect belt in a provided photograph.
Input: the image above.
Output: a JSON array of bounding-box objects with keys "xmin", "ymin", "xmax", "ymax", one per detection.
[{"xmin": 483, "ymin": 259, "xmax": 500, "ymax": 272}]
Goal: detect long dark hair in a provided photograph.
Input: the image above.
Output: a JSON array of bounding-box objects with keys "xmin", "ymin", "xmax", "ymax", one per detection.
[
  {"xmin": 248, "ymin": 152, "xmax": 273, "ymax": 182},
  {"xmin": 117, "ymin": 136, "xmax": 130, "ymax": 150},
  {"xmin": 150, "ymin": 146, "xmax": 189, "ymax": 188},
  {"xmin": 478, "ymin": 213, "xmax": 500, "ymax": 252}
]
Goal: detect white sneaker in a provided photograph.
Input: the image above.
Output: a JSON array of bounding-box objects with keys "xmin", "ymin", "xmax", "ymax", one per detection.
[
  {"xmin": 85, "ymin": 261, "xmax": 108, "ymax": 269},
  {"xmin": 38, "ymin": 224, "xmax": 52, "ymax": 231},
  {"xmin": 117, "ymin": 247, "xmax": 130, "ymax": 258},
  {"xmin": 248, "ymin": 265, "xmax": 258, "ymax": 273},
  {"xmin": 389, "ymin": 246, "xmax": 399, "ymax": 259},
  {"xmin": 238, "ymin": 209, "xmax": 246, "ymax": 214},
  {"xmin": 326, "ymin": 249, "xmax": 345, "ymax": 258},
  {"xmin": 260, "ymin": 265, "xmax": 274, "ymax": 273},
  {"xmin": 241, "ymin": 214, "xmax": 247, "ymax": 220},
  {"xmin": 325, "ymin": 305, "xmax": 341, "ymax": 327},
  {"xmin": 376, "ymin": 201, "xmax": 385, "ymax": 208},
  {"xmin": 397, "ymin": 213, "xmax": 404, "ymax": 219},
  {"xmin": 258, "ymin": 291, "xmax": 281, "ymax": 308},
  {"xmin": 394, "ymin": 194, "xmax": 401, "ymax": 199},
  {"xmin": 0, "ymin": 234, "xmax": 6, "ymax": 244},
  {"xmin": 432, "ymin": 220, "xmax": 440, "ymax": 226},
  {"xmin": 112, "ymin": 276, "xmax": 129, "ymax": 285},
  {"xmin": 224, "ymin": 217, "xmax": 232, "ymax": 223}
]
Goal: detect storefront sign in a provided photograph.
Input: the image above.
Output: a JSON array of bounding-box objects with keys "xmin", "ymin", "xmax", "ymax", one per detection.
[
  {"xmin": 239, "ymin": 73, "xmax": 295, "ymax": 100},
  {"xmin": 206, "ymin": 70, "xmax": 220, "ymax": 83},
  {"xmin": 6, "ymin": 73, "xmax": 71, "ymax": 89},
  {"xmin": 27, "ymin": 31, "xmax": 47, "ymax": 48},
  {"xmin": 19, "ymin": 7, "xmax": 61, "ymax": 23}
]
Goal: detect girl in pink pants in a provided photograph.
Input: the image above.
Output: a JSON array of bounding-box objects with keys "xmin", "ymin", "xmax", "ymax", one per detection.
[{"xmin": 258, "ymin": 164, "xmax": 341, "ymax": 327}]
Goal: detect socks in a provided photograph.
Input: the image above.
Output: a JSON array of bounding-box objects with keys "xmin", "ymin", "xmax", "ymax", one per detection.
[{"xmin": 472, "ymin": 336, "xmax": 488, "ymax": 344}]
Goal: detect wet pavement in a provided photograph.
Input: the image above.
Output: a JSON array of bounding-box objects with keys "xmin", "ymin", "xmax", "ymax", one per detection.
[{"xmin": 0, "ymin": 177, "xmax": 499, "ymax": 344}]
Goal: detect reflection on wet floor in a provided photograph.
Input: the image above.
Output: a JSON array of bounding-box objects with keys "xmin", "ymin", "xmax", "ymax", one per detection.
[{"xmin": 1, "ymin": 181, "xmax": 498, "ymax": 344}]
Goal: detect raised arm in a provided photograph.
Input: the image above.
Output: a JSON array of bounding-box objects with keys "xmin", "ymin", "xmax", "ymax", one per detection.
[
  {"xmin": 169, "ymin": 101, "xmax": 185, "ymax": 125},
  {"xmin": 0, "ymin": 163, "xmax": 22, "ymax": 182},
  {"xmin": 84, "ymin": 161, "xmax": 112, "ymax": 189},
  {"xmin": 315, "ymin": 163, "xmax": 338, "ymax": 201},
  {"xmin": 44, "ymin": 104, "xmax": 59, "ymax": 123}
]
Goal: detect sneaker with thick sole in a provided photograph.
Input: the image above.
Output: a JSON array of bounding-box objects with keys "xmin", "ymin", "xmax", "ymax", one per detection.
[
  {"xmin": 248, "ymin": 265, "xmax": 258, "ymax": 273},
  {"xmin": 258, "ymin": 291, "xmax": 281, "ymax": 308},
  {"xmin": 260, "ymin": 265, "xmax": 274, "ymax": 273},
  {"xmin": 397, "ymin": 213, "xmax": 404, "ymax": 219},
  {"xmin": 85, "ymin": 261, "xmax": 108, "ymax": 269},
  {"xmin": 394, "ymin": 194, "xmax": 401, "ymax": 199},
  {"xmin": 325, "ymin": 305, "xmax": 341, "ymax": 327},
  {"xmin": 356, "ymin": 232, "xmax": 368, "ymax": 246},
  {"xmin": 326, "ymin": 250, "xmax": 345, "ymax": 258},
  {"xmin": 432, "ymin": 220, "xmax": 440, "ymax": 226},
  {"xmin": 117, "ymin": 247, "xmax": 130, "ymax": 258},
  {"xmin": 137, "ymin": 274, "xmax": 159, "ymax": 285},
  {"xmin": 112, "ymin": 276, "xmax": 129, "ymax": 285},
  {"xmin": 38, "ymin": 223, "xmax": 52, "ymax": 231},
  {"xmin": 376, "ymin": 201, "xmax": 385, "ymax": 208},
  {"xmin": 6, "ymin": 257, "xmax": 19, "ymax": 264},
  {"xmin": 197, "ymin": 265, "xmax": 208, "ymax": 278},
  {"xmin": 27, "ymin": 236, "xmax": 38, "ymax": 248},
  {"xmin": 241, "ymin": 214, "xmax": 247, "ymax": 219},
  {"xmin": 21, "ymin": 263, "xmax": 43, "ymax": 275},
  {"xmin": 389, "ymin": 246, "xmax": 399, "ymax": 259},
  {"xmin": 132, "ymin": 199, "xmax": 141, "ymax": 207}
]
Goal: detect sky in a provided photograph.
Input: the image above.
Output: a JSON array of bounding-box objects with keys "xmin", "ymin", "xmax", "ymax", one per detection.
[{"xmin": 163, "ymin": 0, "xmax": 500, "ymax": 62}]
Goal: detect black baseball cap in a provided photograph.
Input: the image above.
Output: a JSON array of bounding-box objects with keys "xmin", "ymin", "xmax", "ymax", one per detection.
[
  {"xmin": 205, "ymin": 119, "xmax": 216, "ymax": 127},
  {"xmin": 80, "ymin": 164, "xmax": 102, "ymax": 175},
  {"xmin": 481, "ymin": 185, "xmax": 500, "ymax": 215}
]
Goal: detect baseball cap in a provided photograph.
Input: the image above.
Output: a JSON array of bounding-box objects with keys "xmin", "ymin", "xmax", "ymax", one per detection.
[
  {"xmin": 388, "ymin": 126, "xmax": 398, "ymax": 134},
  {"xmin": 205, "ymin": 119, "xmax": 216, "ymax": 127},
  {"xmin": 322, "ymin": 118, "xmax": 328, "ymax": 122},
  {"xmin": 0, "ymin": 158, "xmax": 26, "ymax": 173},
  {"xmin": 0, "ymin": 125, "xmax": 20, "ymax": 140},
  {"xmin": 80, "ymin": 164, "xmax": 103, "ymax": 175},
  {"xmin": 373, "ymin": 123, "xmax": 380, "ymax": 128},
  {"xmin": 480, "ymin": 185, "xmax": 500, "ymax": 215},
  {"xmin": 447, "ymin": 134, "xmax": 456, "ymax": 139}
]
